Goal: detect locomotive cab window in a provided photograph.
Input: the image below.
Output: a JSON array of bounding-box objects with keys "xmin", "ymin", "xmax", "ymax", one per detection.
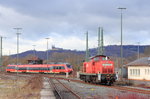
[
  {"xmin": 102, "ymin": 57, "xmax": 109, "ymax": 60},
  {"xmin": 94, "ymin": 57, "xmax": 99, "ymax": 61}
]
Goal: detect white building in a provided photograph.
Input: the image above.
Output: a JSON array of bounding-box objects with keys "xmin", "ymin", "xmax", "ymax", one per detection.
[{"xmin": 126, "ymin": 57, "xmax": 150, "ymax": 81}]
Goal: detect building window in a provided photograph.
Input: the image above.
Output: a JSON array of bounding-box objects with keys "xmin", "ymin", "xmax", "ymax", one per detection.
[
  {"xmin": 145, "ymin": 69, "xmax": 147, "ymax": 75},
  {"xmin": 138, "ymin": 69, "xmax": 140, "ymax": 76},
  {"xmin": 130, "ymin": 69, "xmax": 132, "ymax": 76}
]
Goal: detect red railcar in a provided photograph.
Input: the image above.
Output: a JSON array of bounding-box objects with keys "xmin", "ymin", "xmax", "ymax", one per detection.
[
  {"xmin": 6, "ymin": 63, "xmax": 73, "ymax": 74},
  {"xmin": 79, "ymin": 55, "xmax": 116, "ymax": 85}
]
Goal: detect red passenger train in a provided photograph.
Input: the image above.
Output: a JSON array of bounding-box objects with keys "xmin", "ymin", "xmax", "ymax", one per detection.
[
  {"xmin": 6, "ymin": 57, "xmax": 73, "ymax": 74},
  {"xmin": 6, "ymin": 63, "xmax": 73, "ymax": 74},
  {"xmin": 79, "ymin": 55, "xmax": 116, "ymax": 85}
]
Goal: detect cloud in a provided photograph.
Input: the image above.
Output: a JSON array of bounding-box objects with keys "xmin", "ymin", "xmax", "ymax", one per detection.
[{"xmin": 0, "ymin": 0, "xmax": 150, "ymax": 55}]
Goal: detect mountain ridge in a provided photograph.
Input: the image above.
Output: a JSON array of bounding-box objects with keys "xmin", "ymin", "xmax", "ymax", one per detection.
[{"xmin": 10, "ymin": 45, "xmax": 150, "ymax": 59}]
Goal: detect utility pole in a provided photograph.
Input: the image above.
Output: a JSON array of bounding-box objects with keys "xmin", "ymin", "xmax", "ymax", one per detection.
[
  {"xmin": 137, "ymin": 42, "xmax": 140, "ymax": 59},
  {"xmin": 45, "ymin": 38, "xmax": 50, "ymax": 64},
  {"xmin": 118, "ymin": 7, "xmax": 126, "ymax": 79},
  {"xmin": 14, "ymin": 28, "xmax": 22, "ymax": 76},
  {"xmin": 45, "ymin": 38, "xmax": 50, "ymax": 74},
  {"xmin": 98, "ymin": 27, "xmax": 104, "ymax": 55},
  {"xmin": 0, "ymin": 36, "xmax": 6, "ymax": 66},
  {"xmin": 0, "ymin": 36, "xmax": 6, "ymax": 72},
  {"xmin": 100, "ymin": 28, "xmax": 104, "ymax": 55},
  {"xmin": 0, "ymin": 36, "xmax": 3, "ymax": 66},
  {"xmin": 32, "ymin": 45, "xmax": 36, "ymax": 57},
  {"xmin": 98, "ymin": 27, "xmax": 100, "ymax": 55},
  {"xmin": 85, "ymin": 31, "xmax": 89, "ymax": 62}
]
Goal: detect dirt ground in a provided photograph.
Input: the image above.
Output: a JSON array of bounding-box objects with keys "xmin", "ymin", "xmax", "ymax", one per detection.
[{"xmin": 0, "ymin": 73, "xmax": 42, "ymax": 99}]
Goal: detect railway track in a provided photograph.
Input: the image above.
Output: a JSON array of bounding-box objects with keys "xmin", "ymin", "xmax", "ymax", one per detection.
[
  {"xmin": 46, "ymin": 76, "xmax": 150, "ymax": 95},
  {"xmin": 4, "ymin": 73, "xmax": 150, "ymax": 95},
  {"xmin": 112, "ymin": 86, "xmax": 150, "ymax": 94},
  {"xmin": 48, "ymin": 77, "xmax": 81, "ymax": 99}
]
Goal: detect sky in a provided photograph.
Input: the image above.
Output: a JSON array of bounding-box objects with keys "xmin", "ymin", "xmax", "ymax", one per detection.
[{"xmin": 0, "ymin": 0, "xmax": 150, "ymax": 55}]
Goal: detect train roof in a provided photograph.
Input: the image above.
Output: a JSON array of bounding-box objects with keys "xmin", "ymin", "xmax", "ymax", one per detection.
[
  {"xmin": 90, "ymin": 55, "xmax": 109, "ymax": 59},
  {"xmin": 48, "ymin": 62, "xmax": 70, "ymax": 65},
  {"xmin": 7, "ymin": 63, "xmax": 69, "ymax": 66}
]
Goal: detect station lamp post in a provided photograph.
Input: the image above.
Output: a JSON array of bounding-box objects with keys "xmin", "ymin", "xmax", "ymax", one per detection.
[{"xmin": 118, "ymin": 7, "xmax": 126, "ymax": 79}]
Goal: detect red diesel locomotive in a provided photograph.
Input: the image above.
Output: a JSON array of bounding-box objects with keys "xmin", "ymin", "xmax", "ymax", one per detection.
[{"xmin": 79, "ymin": 55, "xmax": 116, "ymax": 85}]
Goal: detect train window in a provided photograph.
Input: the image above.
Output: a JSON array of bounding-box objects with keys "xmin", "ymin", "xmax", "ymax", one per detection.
[
  {"xmin": 15, "ymin": 67, "xmax": 18, "ymax": 70},
  {"xmin": 18, "ymin": 67, "xmax": 27, "ymax": 70},
  {"xmin": 44, "ymin": 68, "xmax": 48, "ymax": 70},
  {"xmin": 53, "ymin": 66, "xmax": 56, "ymax": 69},
  {"xmin": 67, "ymin": 65, "xmax": 72, "ymax": 68},
  {"xmin": 49, "ymin": 67, "xmax": 53, "ymax": 70},
  {"xmin": 102, "ymin": 57, "xmax": 109, "ymax": 60},
  {"xmin": 7, "ymin": 66, "xmax": 15, "ymax": 69},
  {"xmin": 40, "ymin": 68, "xmax": 46, "ymax": 70},
  {"xmin": 60, "ymin": 66, "xmax": 65, "ymax": 69},
  {"xmin": 28, "ymin": 67, "xmax": 40, "ymax": 70},
  {"xmin": 56, "ymin": 66, "xmax": 59, "ymax": 69},
  {"xmin": 94, "ymin": 57, "xmax": 99, "ymax": 61}
]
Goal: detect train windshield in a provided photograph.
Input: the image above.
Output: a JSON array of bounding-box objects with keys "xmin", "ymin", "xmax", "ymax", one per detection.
[
  {"xmin": 66, "ymin": 64, "xmax": 72, "ymax": 68},
  {"xmin": 102, "ymin": 57, "xmax": 109, "ymax": 60}
]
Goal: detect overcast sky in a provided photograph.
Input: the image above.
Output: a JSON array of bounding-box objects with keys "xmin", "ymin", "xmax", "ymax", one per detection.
[{"xmin": 0, "ymin": 0, "xmax": 150, "ymax": 55}]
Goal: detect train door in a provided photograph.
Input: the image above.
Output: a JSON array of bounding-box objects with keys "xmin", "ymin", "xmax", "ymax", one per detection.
[
  {"xmin": 54, "ymin": 66, "xmax": 59, "ymax": 73},
  {"xmin": 92, "ymin": 62, "xmax": 95, "ymax": 73},
  {"xmin": 83, "ymin": 63, "xmax": 86, "ymax": 72},
  {"xmin": 59, "ymin": 66, "xmax": 65, "ymax": 73}
]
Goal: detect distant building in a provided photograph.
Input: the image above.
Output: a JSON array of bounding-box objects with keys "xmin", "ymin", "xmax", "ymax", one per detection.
[
  {"xmin": 51, "ymin": 45, "xmax": 63, "ymax": 50},
  {"xmin": 27, "ymin": 56, "xmax": 43, "ymax": 64},
  {"xmin": 126, "ymin": 57, "xmax": 150, "ymax": 81}
]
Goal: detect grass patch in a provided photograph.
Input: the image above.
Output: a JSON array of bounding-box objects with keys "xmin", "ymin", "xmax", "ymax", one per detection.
[{"xmin": 0, "ymin": 75, "xmax": 42, "ymax": 99}]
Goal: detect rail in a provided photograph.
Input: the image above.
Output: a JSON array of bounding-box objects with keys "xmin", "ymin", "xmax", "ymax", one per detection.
[{"xmin": 48, "ymin": 77, "xmax": 81, "ymax": 99}]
